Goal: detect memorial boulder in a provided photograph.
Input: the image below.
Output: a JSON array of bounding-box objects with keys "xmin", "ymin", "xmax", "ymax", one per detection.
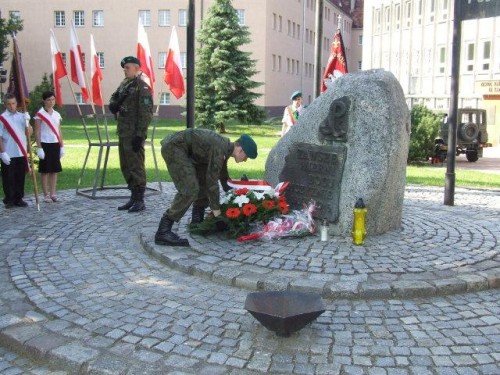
[{"xmin": 265, "ymin": 69, "xmax": 411, "ymax": 236}]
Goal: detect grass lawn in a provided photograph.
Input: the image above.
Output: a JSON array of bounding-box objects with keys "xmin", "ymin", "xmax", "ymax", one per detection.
[{"xmin": 10, "ymin": 118, "xmax": 500, "ymax": 199}]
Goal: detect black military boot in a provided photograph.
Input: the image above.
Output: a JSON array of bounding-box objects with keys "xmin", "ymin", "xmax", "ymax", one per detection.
[
  {"xmin": 128, "ymin": 187, "xmax": 145, "ymax": 213},
  {"xmin": 118, "ymin": 190, "xmax": 134, "ymax": 211},
  {"xmin": 155, "ymin": 216, "xmax": 190, "ymax": 247},
  {"xmin": 191, "ymin": 206, "xmax": 206, "ymax": 224}
]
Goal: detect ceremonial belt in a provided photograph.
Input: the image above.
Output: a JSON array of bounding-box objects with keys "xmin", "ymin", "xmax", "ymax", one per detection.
[
  {"xmin": 36, "ymin": 111, "xmax": 62, "ymax": 145},
  {"xmin": 0, "ymin": 114, "xmax": 29, "ymax": 171}
]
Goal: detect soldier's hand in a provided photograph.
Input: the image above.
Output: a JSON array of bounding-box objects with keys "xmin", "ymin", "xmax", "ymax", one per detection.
[{"xmin": 131, "ymin": 136, "xmax": 144, "ymax": 152}]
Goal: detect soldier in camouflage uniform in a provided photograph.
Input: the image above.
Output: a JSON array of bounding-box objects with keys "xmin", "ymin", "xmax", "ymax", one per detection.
[
  {"xmin": 109, "ymin": 56, "xmax": 153, "ymax": 213},
  {"xmin": 155, "ymin": 128, "xmax": 257, "ymax": 247}
]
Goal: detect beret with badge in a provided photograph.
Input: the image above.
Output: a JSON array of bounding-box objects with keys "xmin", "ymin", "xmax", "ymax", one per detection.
[{"xmin": 121, "ymin": 56, "xmax": 141, "ymax": 68}]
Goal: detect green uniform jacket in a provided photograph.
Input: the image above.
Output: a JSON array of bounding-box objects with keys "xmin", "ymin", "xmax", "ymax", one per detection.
[
  {"xmin": 110, "ymin": 75, "xmax": 153, "ymax": 138},
  {"xmin": 162, "ymin": 129, "xmax": 233, "ymax": 211}
]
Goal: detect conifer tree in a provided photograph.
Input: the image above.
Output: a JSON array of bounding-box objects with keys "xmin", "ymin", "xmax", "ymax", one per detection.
[{"xmin": 195, "ymin": 0, "xmax": 264, "ymax": 132}]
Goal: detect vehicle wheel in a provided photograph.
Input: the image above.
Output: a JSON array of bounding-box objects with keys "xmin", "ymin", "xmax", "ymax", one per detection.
[
  {"xmin": 459, "ymin": 122, "xmax": 479, "ymax": 142},
  {"xmin": 466, "ymin": 150, "xmax": 478, "ymax": 162}
]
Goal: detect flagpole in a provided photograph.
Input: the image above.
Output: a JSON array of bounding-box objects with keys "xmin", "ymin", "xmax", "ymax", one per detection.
[{"xmin": 11, "ymin": 34, "xmax": 40, "ymax": 210}]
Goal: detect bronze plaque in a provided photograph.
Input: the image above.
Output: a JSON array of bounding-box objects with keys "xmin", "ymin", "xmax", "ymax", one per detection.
[{"xmin": 279, "ymin": 143, "xmax": 346, "ymax": 222}]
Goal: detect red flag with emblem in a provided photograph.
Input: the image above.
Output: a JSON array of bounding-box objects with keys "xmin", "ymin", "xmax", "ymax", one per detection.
[{"xmin": 321, "ymin": 29, "xmax": 348, "ymax": 93}]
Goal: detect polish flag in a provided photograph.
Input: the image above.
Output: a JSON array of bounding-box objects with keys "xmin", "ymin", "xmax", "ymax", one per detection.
[
  {"xmin": 137, "ymin": 19, "xmax": 155, "ymax": 94},
  {"xmin": 69, "ymin": 23, "xmax": 89, "ymax": 102},
  {"xmin": 164, "ymin": 26, "xmax": 185, "ymax": 99},
  {"xmin": 50, "ymin": 30, "xmax": 67, "ymax": 107},
  {"xmin": 321, "ymin": 29, "xmax": 348, "ymax": 93},
  {"xmin": 90, "ymin": 35, "xmax": 103, "ymax": 107}
]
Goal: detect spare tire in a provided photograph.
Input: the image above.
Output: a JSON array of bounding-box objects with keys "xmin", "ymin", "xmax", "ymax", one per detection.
[{"xmin": 459, "ymin": 122, "xmax": 479, "ymax": 142}]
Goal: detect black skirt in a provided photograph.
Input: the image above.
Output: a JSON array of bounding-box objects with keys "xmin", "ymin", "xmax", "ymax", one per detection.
[{"xmin": 38, "ymin": 143, "xmax": 62, "ymax": 173}]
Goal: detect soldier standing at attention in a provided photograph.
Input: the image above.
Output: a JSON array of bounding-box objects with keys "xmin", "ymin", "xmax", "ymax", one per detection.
[
  {"xmin": 155, "ymin": 129, "xmax": 257, "ymax": 247},
  {"xmin": 109, "ymin": 56, "xmax": 153, "ymax": 212}
]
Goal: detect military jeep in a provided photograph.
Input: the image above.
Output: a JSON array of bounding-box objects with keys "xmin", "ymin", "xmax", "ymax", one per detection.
[{"xmin": 434, "ymin": 108, "xmax": 491, "ymax": 162}]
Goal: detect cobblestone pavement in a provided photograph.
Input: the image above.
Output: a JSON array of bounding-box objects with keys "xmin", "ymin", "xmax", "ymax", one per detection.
[{"xmin": 0, "ymin": 184, "xmax": 499, "ymax": 374}]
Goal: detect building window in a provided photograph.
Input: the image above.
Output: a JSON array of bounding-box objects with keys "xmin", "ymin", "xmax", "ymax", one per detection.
[
  {"xmin": 358, "ymin": 61, "xmax": 362, "ymax": 70},
  {"xmin": 297, "ymin": 24, "xmax": 301, "ymax": 40},
  {"xmin": 278, "ymin": 15, "xmax": 282, "ymax": 32},
  {"xmin": 181, "ymin": 52, "xmax": 187, "ymax": 69},
  {"xmin": 93, "ymin": 10, "xmax": 104, "ymax": 27},
  {"xmin": 278, "ymin": 55, "xmax": 282, "ymax": 72},
  {"xmin": 159, "ymin": 10, "xmax": 171, "ymax": 26},
  {"xmin": 287, "ymin": 20, "xmax": 291, "ymax": 36},
  {"xmin": 158, "ymin": 52, "xmax": 167, "ymax": 69},
  {"xmin": 374, "ymin": 9, "xmax": 381, "ymax": 33},
  {"xmin": 54, "ymin": 11, "xmax": 65, "ymax": 27},
  {"xmin": 74, "ymin": 11, "xmax": 85, "ymax": 27},
  {"xmin": 9, "ymin": 11, "xmax": 21, "ymax": 20},
  {"xmin": 465, "ymin": 43, "xmax": 475, "ymax": 72},
  {"xmin": 404, "ymin": 0, "xmax": 412, "ymax": 28},
  {"xmin": 296, "ymin": 60, "xmax": 300, "ymax": 75},
  {"xmin": 272, "ymin": 13, "xmax": 277, "ymax": 30},
  {"xmin": 272, "ymin": 54, "xmax": 276, "ymax": 71},
  {"xmin": 178, "ymin": 9, "xmax": 187, "ymax": 27},
  {"xmin": 139, "ymin": 10, "xmax": 151, "ymax": 26},
  {"xmin": 97, "ymin": 52, "xmax": 104, "ymax": 68},
  {"xmin": 429, "ymin": 0, "xmax": 435, "ymax": 23},
  {"xmin": 438, "ymin": 46, "xmax": 446, "ymax": 74},
  {"xmin": 61, "ymin": 52, "xmax": 67, "ymax": 66},
  {"xmin": 160, "ymin": 93, "xmax": 170, "ymax": 105},
  {"xmin": 395, "ymin": 4, "xmax": 401, "ymax": 30},
  {"xmin": 384, "ymin": 6, "xmax": 391, "ymax": 32},
  {"xmin": 358, "ymin": 35, "xmax": 363, "ymax": 45},
  {"xmin": 236, "ymin": 10, "xmax": 245, "ymax": 26},
  {"xmin": 416, "ymin": 0, "xmax": 422, "ymax": 25},
  {"xmin": 293, "ymin": 22, "xmax": 296, "ymax": 38},
  {"xmin": 481, "ymin": 41, "xmax": 491, "ymax": 71},
  {"xmin": 287, "ymin": 58, "xmax": 291, "ymax": 73},
  {"xmin": 440, "ymin": 0, "xmax": 449, "ymax": 20},
  {"xmin": 75, "ymin": 93, "xmax": 85, "ymax": 104}
]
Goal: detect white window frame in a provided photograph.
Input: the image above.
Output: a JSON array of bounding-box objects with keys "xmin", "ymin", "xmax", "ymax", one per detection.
[
  {"xmin": 75, "ymin": 93, "xmax": 85, "ymax": 105},
  {"xmin": 158, "ymin": 52, "xmax": 167, "ymax": 69},
  {"xmin": 54, "ymin": 11, "xmax": 66, "ymax": 27},
  {"xmin": 74, "ymin": 10, "xmax": 85, "ymax": 27},
  {"xmin": 93, "ymin": 10, "xmax": 104, "ymax": 27},
  {"xmin": 181, "ymin": 52, "xmax": 187, "ymax": 69},
  {"xmin": 438, "ymin": 46, "xmax": 446, "ymax": 75},
  {"xmin": 97, "ymin": 52, "xmax": 104, "ymax": 69},
  {"xmin": 159, "ymin": 10, "xmax": 171, "ymax": 27},
  {"xmin": 139, "ymin": 10, "xmax": 151, "ymax": 27},
  {"xmin": 236, "ymin": 9, "xmax": 245, "ymax": 26},
  {"xmin": 160, "ymin": 93, "xmax": 171, "ymax": 105},
  {"xmin": 465, "ymin": 42, "xmax": 475, "ymax": 72},
  {"xmin": 272, "ymin": 13, "xmax": 277, "ymax": 30},
  {"xmin": 178, "ymin": 9, "xmax": 187, "ymax": 27},
  {"xmin": 480, "ymin": 40, "xmax": 491, "ymax": 72}
]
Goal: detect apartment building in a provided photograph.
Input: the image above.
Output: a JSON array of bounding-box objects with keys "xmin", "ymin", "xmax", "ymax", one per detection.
[
  {"xmin": 1, "ymin": 0, "xmax": 361, "ymax": 118},
  {"xmin": 363, "ymin": 0, "xmax": 500, "ymax": 145}
]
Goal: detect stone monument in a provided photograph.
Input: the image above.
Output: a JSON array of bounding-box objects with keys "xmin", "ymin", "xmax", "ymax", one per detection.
[{"xmin": 265, "ymin": 69, "xmax": 411, "ymax": 236}]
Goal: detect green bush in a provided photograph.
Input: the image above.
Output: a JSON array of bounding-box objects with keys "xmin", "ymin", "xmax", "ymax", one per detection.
[{"xmin": 408, "ymin": 104, "xmax": 441, "ymax": 163}]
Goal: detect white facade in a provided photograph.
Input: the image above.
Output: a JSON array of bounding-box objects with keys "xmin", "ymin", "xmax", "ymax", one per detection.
[
  {"xmin": 0, "ymin": 0, "xmax": 358, "ymax": 117},
  {"xmin": 363, "ymin": 0, "xmax": 500, "ymax": 145}
]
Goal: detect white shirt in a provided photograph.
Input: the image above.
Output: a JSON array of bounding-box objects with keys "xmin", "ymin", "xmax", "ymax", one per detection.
[
  {"xmin": 0, "ymin": 110, "xmax": 29, "ymax": 157},
  {"xmin": 281, "ymin": 104, "xmax": 303, "ymax": 134},
  {"xmin": 34, "ymin": 107, "xmax": 62, "ymax": 144}
]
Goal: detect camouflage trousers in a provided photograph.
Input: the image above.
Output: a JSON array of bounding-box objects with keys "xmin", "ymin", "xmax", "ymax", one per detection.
[
  {"xmin": 161, "ymin": 141, "xmax": 208, "ymax": 222},
  {"xmin": 118, "ymin": 136, "xmax": 146, "ymax": 190}
]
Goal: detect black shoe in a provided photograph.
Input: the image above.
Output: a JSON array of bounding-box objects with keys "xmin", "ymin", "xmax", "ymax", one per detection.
[
  {"xmin": 4, "ymin": 202, "xmax": 14, "ymax": 209},
  {"xmin": 118, "ymin": 199, "xmax": 134, "ymax": 211},
  {"xmin": 191, "ymin": 206, "xmax": 205, "ymax": 224},
  {"xmin": 128, "ymin": 201, "xmax": 145, "ymax": 212},
  {"xmin": 155, "ymin": 216, "xmax": 189, "ymax": 246},
  {"xmin": 14, "ymin": 200, "xmax": 28, "ymax": 207}
]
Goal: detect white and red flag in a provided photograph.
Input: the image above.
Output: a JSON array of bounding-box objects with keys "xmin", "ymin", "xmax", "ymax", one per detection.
[
  {"xmin": 69, "ymin": 23, "xmax": 89, "ymax": 102},
  {"xmin": 90, "ymin": 34, "xmax": 103, "ymax": 107},
  {"xmin": 137, "ymin": 19, "xmax": 155, "ymax": 94},
  {"xmin": 321, "ymin": 29, "xmax": 348, "ymax": 93},
  {"xmin": 164, "ymin": 26, "xmax": 185, "ymax": 99},
  {"xmin": 50, "ymin": 30, "xmax": 68, "ymax": 107}
]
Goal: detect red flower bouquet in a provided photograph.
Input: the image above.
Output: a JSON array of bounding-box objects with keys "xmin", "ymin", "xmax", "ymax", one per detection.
[{"xmin": 189, "ymin": 181, "xmax": 290, "ymax": 238}]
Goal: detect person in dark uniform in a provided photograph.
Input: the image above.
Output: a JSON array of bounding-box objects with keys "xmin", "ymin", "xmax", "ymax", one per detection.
[
  {"xmin": 155, "ymin": 129, "xmax": 257, "ymax": 247},
  {"xmin": 109, "ymin": 56, "xmax": 153, "ymax": 212}
]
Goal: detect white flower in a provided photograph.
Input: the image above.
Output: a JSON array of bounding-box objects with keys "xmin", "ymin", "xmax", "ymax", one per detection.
[
  {"xmin": 253, "ymin": 191, "xmax": 266, "ymax": 201},
  {"xmin": 233, "ymin": 194, "xmax": 250, "ymax": 207}
]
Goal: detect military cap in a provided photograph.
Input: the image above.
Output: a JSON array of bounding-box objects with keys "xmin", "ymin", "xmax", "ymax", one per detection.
[
  {"xmin": 290, "ymin": 90, "xmax": 302, "ymax": 100},
  {"xmin": 237, "ymin": 134, "xmax": 258, "ymax": 159},
  {"xmin": 121, "ymin": 56, "xmax": 141, "ymax": 68}
]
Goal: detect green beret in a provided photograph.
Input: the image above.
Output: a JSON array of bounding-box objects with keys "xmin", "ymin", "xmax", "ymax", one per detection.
[
  {"xmin": 237, "ymin": 134, "xmax": 257, "ymax": 159},
  {"xmin": 290, "ymin": 90, "xmax": 302, "ymax": 100},
  {"xmin": 121, "ymin": 56, "xmax": 141, "ymax": 68}
]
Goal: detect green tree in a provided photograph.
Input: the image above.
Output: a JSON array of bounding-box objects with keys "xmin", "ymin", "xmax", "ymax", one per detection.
[
  {"xmin": 195, "ymin": 0, "xmax": 265, "ymax": 132},
  {"xmin": 408, "ymin": 104, "xmax": 441, "ymax": 163},
  {"xmin": 27, "ymin": 73, "xmax": 63, "ymax": 117},
  {"xmin": 0, "ymin": 13, "xmax": 23, "ymax": 65}
]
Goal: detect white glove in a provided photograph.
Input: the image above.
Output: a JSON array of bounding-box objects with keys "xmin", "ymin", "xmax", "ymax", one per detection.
[
  {"xmin": 37, "ymin": 148, "xmax": 45, "ymax": 160},
  {"xmin": 24, "ymin": 112, "xmax": 30, "ymax": 121},
  {"xmin": 0, "ymin": 152, "xmax": 11, "ymax": 165},
  {"xmin": 59, "ymin": 147, "xmax": 65, "ymax": 158}
]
